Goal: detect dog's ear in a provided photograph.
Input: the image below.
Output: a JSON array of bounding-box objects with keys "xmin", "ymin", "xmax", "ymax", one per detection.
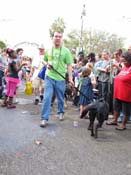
[{"xmin": 99, "ymin": 97, "xmax": 105, "ymax": 102}]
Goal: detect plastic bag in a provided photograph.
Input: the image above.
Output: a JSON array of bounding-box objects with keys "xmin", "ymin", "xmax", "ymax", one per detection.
[
  {"xmin": 24, "ymin": 81, "xmax": 33, "ymax": 95},
  {"xmin": 38, "ymin": 66, "xmax": 46, "ymax": 80}
]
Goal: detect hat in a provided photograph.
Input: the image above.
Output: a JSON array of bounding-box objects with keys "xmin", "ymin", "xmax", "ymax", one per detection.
[
  {"xmin": 38, "ymin": 44, "xmax": 44, "ymax": 49},
  {"xmin": 87, "ymin": 52, "xmax": 95, "ymax": 63},
  {"xmin": 78, "ymin": 51, "xmax": 84, "ymax": 56},
  {"xmin": 87, "ymin": 52, "xmax": 95, "ymax": 58}
]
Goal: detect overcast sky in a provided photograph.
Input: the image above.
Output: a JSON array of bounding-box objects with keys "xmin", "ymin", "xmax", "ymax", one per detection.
[{"xmin": 0, "ymin": 0, "xmax": 131, "ymax": 49}]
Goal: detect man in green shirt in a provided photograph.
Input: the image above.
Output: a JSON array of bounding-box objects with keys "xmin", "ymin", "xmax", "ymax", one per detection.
[{"xmin": 40, "ymin": 31, "xmax": 73, "ymax": 127}]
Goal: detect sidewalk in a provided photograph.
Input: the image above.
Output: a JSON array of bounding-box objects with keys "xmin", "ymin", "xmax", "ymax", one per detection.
[{"xmin": 0, "ymin": 88, "xmax": 131, "ymax": 175}]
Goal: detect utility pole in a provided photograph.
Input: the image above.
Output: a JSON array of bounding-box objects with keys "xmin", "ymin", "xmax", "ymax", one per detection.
[{"xmin": 79, "ymin": 4, "xmax": 86, "ymax": 52}]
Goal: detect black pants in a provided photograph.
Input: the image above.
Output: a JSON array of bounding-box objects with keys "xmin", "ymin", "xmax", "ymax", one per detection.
[{"xmin": 98, "ymin": 81, "xmax": 109, "ymax": 101}]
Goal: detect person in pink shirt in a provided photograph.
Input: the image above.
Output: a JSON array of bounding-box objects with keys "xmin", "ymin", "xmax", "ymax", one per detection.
[
  {"xmin": 1, "ymin": 48, "xmax": 26, "ymax": 109},
  {"xmin": 106, "ymin": 51, "xmax": 131, "ymax": 130}
]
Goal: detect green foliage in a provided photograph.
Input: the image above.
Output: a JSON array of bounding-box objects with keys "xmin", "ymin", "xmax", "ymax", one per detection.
[
  {"xmin": 0, "ymin": 40, "xmax": 6, "ymax": 49},
  {"xmin": 64, "ymin": 29, "xmax": 125, "ymax": 55},
  {"xmin": 49, "ymin": 18, "xmax": 125, "ymax": 56},
  {"xmin": 63, "ymin": 30, "xmax": 79, "ymax": 56},
  {"xmin": 49, "ymin": 17, "xmax": 66, "ymax": 37}
]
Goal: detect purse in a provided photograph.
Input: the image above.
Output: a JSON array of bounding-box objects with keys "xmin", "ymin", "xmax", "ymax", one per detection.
[{"xmin": 38, "ymin": 65, "xmax": 46, "ymax": 80}]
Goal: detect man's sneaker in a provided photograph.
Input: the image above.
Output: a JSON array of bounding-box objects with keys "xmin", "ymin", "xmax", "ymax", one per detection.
[
  {"xmin": 58, "ymin": 113, "xmax": 64, "ymax": 121},
  {"xmin": 40, "ymin": 120, "xmax": 47, "ymax": 127},
  {"xmin": 34, "ymin": 99, "xmax": 39, "ymax": 105},
  {"xmin": 64, "ymin": 101, "xmax": 68, "ymax": 108},
  {"xmin": 40, "ymin": 95, "xmax": 43, "ymax": 102}
]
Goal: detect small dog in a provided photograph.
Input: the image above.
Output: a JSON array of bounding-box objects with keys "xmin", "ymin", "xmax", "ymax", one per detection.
[
  {"xmin": 65, "ymin": 83, "xmax": 73, "ymax": 101},
  {"xmin": 80, "ymin": 98, "xmax": 109, "ymax": 138}
]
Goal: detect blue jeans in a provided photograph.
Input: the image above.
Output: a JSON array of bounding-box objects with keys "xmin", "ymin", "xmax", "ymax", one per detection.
[
  {"xmin": 118, "ymin": 111, "xmax": 131, "ymax": 121},
  {"xmin": 41, "ymin": 76, "xmax": 65, "ymax": 121},
  {"xmin": 0, "ymin": 70, "xmax": 4, "ymax": 97}
]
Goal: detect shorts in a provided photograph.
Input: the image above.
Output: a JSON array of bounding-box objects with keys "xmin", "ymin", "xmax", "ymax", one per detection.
[
  {"xmin": 32, "ymin": 77, "xmax": 44, "ymax": 89},
  {"xmin": 113, "ymin": 98, "xmax": 131, "ymax": 117}
]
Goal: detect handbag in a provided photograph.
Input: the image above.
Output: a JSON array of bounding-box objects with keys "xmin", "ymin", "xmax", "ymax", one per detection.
[{"xmin": 38, "ymin": 65, "xmax": 46, "ymax": 80}]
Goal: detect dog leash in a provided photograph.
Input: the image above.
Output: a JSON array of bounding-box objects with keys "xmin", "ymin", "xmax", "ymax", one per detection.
[{"xmin": 50, "ymin": 65, "xmax": 91, "ymax": 100}]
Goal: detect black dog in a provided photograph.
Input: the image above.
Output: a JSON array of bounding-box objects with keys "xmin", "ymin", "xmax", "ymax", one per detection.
[
  {"xmin": 80, "ymin": 98, "xmax": 109, "ymax": 138},
  {"xmin": 65, "ymin": 83, "xmax": 73, "ymax": 101}
]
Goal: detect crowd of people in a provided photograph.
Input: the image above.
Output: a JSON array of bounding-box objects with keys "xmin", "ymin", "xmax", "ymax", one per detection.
[{"xmin": 0, "ymin": 30, "xmax": 131, "ymax": 131}]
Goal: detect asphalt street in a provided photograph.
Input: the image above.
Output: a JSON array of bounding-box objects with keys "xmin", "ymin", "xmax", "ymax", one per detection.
[{"xmin": 0, "ymin": 92, "xmax": 131, "ymax": 175}]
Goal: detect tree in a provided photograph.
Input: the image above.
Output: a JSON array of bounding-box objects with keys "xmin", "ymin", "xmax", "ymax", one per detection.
[
  {"xmin": 63, "ymin": 30, "xmax": 80, "ymax": 55},
  {"xmin": 64, "ymin": 29, "xmax": 125, "ymax": 55},
  {"xmin": 49, "ymin": 17, "xmax": 66, "ymax": 37},
  {"xmin": 0, "ymin": 40, "xmax": 6, "ymax": 49}
]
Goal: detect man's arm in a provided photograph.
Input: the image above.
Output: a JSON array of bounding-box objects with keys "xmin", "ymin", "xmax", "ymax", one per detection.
[{"xmin": 67, "ymin": 64, "xmax": 73, "ymax": 84}]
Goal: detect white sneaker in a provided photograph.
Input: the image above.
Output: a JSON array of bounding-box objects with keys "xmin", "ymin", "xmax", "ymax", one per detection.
[
  {"xmin": 40, "ymin": 120, "xmax": 47, "ymax": 127},
  {"xmin": 64, "ymin": 101, "xmax": 68, "ymax": 108},
  {"xmin": 13, "ymin": 98, "xmax": 19, "ymax": 104},
  {"xmin": 58, "ymin": 113, "xmax": 64, "ymax": 121}
]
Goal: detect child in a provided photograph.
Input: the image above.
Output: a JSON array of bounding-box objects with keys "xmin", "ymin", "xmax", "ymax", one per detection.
[
  {"xmin": 79, "ymin": 67, "xmax": 94, "ymax": 117},
  {"xmin": 1, "ymin": 48, "xmax": 26, "ymax": 108},
  {"xmin": 86, "ymin": 62, "xmax": 97, "ymax": 89}
]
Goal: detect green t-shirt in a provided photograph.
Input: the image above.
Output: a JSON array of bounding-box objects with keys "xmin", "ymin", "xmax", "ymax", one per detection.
[{"xmin": 44, "ymin": 46, "xmax": 73, "ymax": 80}]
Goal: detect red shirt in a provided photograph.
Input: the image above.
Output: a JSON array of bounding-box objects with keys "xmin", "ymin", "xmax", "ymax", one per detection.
[{"xmin": 113, "ymin": 66, "xmax": 131, "ymax": 102}]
